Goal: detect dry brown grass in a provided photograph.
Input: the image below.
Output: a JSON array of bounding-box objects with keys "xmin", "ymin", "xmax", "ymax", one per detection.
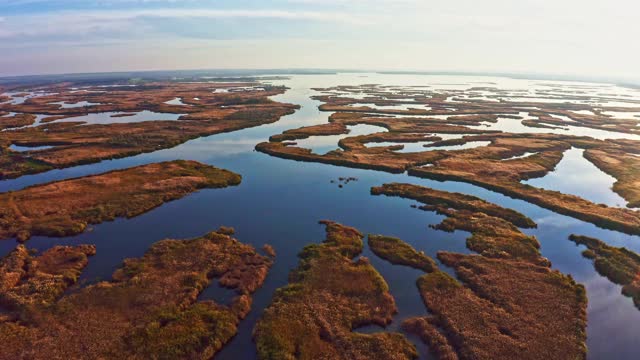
[
  {"xmin": 253, "ymin": 221, "xmax": 417, "ymax": 360},
  {"xmin": 0, "ymin": 160, "xmax": 241, "ymax": 241},
  {"xmin": 258, "ymin": 84, "xmax": 640, "ymax": 235},
  {"xmin": 0, "ymin": 228, "xmax": 272, "ymax": 359},
  {"xmin": 0, "ymin": 82, "xmax": 298, "ymax": 179},
  {"xmin": 368, "ymin": 183, "xmax": 587, "ymax": 359}
]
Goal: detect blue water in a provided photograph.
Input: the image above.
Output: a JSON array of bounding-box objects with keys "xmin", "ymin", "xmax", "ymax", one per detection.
[
  {"xmin": 525, "ymin": 147, "xmax": 630, "ymax": 208},
  {"xmin": 51, "ymin": 110, "xmax": 184, "ymax": 125},
  {"xmin": 50, "ymin": 100, "xmax": 102, "ymax": 109},
  {"xmin": 1, "ymin": 74, "xmax": 639, "ymax": 359},
  {"xmin": 9, "ymin": 144, "xmax": 54, "ymax": 152}
]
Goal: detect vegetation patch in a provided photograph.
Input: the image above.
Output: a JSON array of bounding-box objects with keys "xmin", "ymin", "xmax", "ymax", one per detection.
[
  {"xmin": 257, "ymin": 83, "xmax": 640, "ymax": 235},
  {"xmin": 368, "ymin": 234, "xmax": 437, "ymax": 272},
  {"xmin": 0, "ymin": 81, "xmax": 298, "ymax": 179},
  {"xmin": 368, "ymin": 183, "xmax": 587, "ymax": 359},
  {"xmin": 583, "ymin": 148, "xmax": 640, "ymax": 208},
  {"xmin": 0, "ymin": 244, "xmax": 96, "ymax": 311},
  {"xmin": 253, "ymin": 220, "xmax": 417, "ymax": 360},
  {"xmin": 570, "ymin": 234, "xmax": 640, "ymax": 309},
  {"xmin": 0, "ymin": 160, "xmax": 241, "ymax": 241},
  {"xmin": 0, "ymin": 228, "xmax": 273, "ymax": 359},
  {"xmin": 371, "ymin": 183, "xmax": 536, "ymax": 228},
  {"xmin": 405, "ymin": 252, "xmax": 587, "ymax": 360}
]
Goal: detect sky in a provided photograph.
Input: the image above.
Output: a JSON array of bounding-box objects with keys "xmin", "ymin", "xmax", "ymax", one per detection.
[{"xmin": 0, "ymin": 0, "xmax": 638, "ymax": 80}]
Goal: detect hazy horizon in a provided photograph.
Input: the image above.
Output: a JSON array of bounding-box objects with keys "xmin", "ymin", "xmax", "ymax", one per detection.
[
  {"xmin": 1, "ymin": 0, "xmax": 639, "ymax": 82},
  {"xmin": 3, "ymin": 68, "xmax": 640, "ymax": 89}
]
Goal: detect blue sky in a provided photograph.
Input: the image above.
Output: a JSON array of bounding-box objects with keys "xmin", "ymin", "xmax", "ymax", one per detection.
[{"xmin": 0, "ymin": 0, "xmax": 638, "ymax": 80}]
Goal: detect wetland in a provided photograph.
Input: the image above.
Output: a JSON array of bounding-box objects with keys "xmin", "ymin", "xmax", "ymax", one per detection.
[{"xmin": 1, "ymin": 72, "xmax": 640, "ymax": 359}]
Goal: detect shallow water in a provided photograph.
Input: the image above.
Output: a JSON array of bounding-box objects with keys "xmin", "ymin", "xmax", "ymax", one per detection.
[
  {"xmin": 1, "ymin": 73, "xmax": 640, "ymax": 359},
  {"xmin": 352, "ymin": 102, "xmax": 431, "ymax": 111},
  {"xmin": 50, "ymin": 110, "xmax": 184, "ymax": 125},
  {"xmin": 50, "ymin": 100, "xmax": 102, "ymax": 108},
  {"xmin": 1, "ymin": 91, "xmax": 58, "ymax": 105},
  {"xmin": 602, "ymin": 111, "xmax": 640, "ymax": 120},
  {"xmin": 366, "ymin": 140, "xmax": 436, "ymax": 153},
  {"xmin": 365, "ymin": 139, "xmax": 491, "ymax": 153},
  {"xmin": 469, "ymin": 115, "xmax": 640, "ymax": 141},
  {"xmin": 502, "ymin": 151, "xmax": 537, "ymax": 160},
  {"xmin": 422, "ymin": 140, "xmax": 491, "ymax": 152},
  {"xmin": 524, "ymin": 147, "xmax": 631, "ymax": 208},
  {"xmin": 292, "ymin": 123, "xmax": 387, "ymax": 154},
  {"xmin": 164, "ymin": 97, "xmax": 189, "ymax": 106},
  {"xmin": 9, "ymin": 144, "xmax": 54, "ymax": 152}
]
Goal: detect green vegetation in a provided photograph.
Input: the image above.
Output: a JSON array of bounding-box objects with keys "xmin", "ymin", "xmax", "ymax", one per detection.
[
  {"xmin": 0, "ymin": 244, "xmax": 96, "ymax": 310},
  {"xmin": 371, "ymin": 182, "xmax": 536, "ymax": 228},
  {"xmin": 570, "ymin": 234, "xmax": 640, "ymax": 309},
  {"xmin": 372, "ymin": 183, "xmax": 546, "ymax": 265},
  {"xmin": 368, "ymin": 234, "xmax": 437, "ymax": 272},
  {"xmin": 0, "ymin": 150, "xmax": 54, "ymax": 179}
]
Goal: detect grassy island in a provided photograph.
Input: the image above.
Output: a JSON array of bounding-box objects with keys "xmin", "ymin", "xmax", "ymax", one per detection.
[
  {"xmin": 0, "ymin": 160, "xmax": 241, "ymax": 241},
  {"xmin": 368, "ymin": 234, "xmax": 437, "ymax": 272},
  {"xmin": 0, "ymin": 81, "xmax": 298, "ymax": 179},
  {"xmin": 258, "ymin": 84, "xmax": 640, "ymax": 235},
  {"xmin": 0, "ymin": 228, "xmax": 272, "ymax": 359},
  {"xmin": 253, "ymin": 220, "xmax": 417, "ymax": 360},
  {"xmin": 370, "ymin": 183, "xmax": 587, "ymax": 359},
  {"xmin": 570, "ymin": 234, "xmax": 640, "ymax": 309}
]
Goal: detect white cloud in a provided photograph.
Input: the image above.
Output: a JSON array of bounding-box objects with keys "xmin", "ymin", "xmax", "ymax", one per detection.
[
  {"xmin": 0, "ymin": 0, "xmax": 639, "ymax": 79},
  {"xmin": 0, "ymin": 8, "xmax": 370, "ymax": 39}
]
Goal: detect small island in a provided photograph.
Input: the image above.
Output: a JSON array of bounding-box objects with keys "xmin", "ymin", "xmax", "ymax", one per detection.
[
  {"xmin": 253, "ymin": 220, "xmax": 418, "ymax": 360},
  {"xmin": 570, "ymin": 234, "xmax": 640, "ymax": 309}
]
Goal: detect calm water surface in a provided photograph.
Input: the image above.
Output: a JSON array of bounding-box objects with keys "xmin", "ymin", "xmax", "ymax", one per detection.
[{"xmin": 1, "ymin": 74, "xmax": 640, "ymax": 359}]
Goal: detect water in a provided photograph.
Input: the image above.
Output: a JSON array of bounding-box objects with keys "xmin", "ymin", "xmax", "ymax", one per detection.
[
  {"xmin": 468, "ymin": 115, "xmax": 640, "ymax": 141},
  {"xmin": 292, "ymin": 123, "xmax": 387, "ymax": 154},
  {"xmin": 524, "ymin": 147, "xmax": 630, "ymax": 208},
  {"xmin": 164, "ymin": 97, "xmax": 189, "ymax": 106},
  {"xmin": 1, "ymin": 73, "xmax": 640, "ymax": 359},
  {"xmin": 9, "ymin": 144, "xmax": 54, "ymax": 152},
  {"xmin": 47, "ymin": 110, "xmax": 184, "ymax": 125},
  {"xmin": 350, "ymin": 103, "xmax": 431, "ymax": 111},
  {"xmin": 502, "ymin": 152, "xmax": 537, "ymax": 161},
  {"xmin": 1, "ymin": 91, "xmax": 59, "ymax": 105},
  {"xmin": 50, "ymin": 101, "xmax": 102, "ymax": 108},
  {"xmin": 602, "ymin": 111, "xmax": 640, "ymax": 120},
  {"xmin": 365, "ymin": 139, "xmax": 491, "ymax": 153},
  {"xmin": 422, "ymin": 140, "xmax": 491, "ymax": 152}
]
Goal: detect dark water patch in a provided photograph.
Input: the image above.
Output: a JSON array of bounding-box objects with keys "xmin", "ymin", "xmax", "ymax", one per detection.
[{"xmin": 198, "ymin": 280, "xmax": 238, "ymax": 306}]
